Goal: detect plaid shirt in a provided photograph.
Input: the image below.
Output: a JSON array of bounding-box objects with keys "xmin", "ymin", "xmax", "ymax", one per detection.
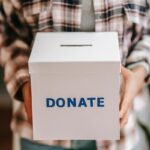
[{"xmin": 0, "ymin": 0, "xmax": 150, "ymax": 149}]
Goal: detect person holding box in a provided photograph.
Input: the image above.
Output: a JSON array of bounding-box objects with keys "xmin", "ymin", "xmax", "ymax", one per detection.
[{"xmin": 0, "ymin": 0, "xmax": 150, "ymax": 149}]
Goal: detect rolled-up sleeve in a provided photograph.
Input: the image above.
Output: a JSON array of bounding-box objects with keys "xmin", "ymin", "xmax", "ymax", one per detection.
[
  {"xmin": 123, "ymin": 0, "xmax": 150, "ymax": 83},
  {"xmin": 0, "ymin": 0, "xmax": 34, "ymax": 101},
  {"xmin": 126, "ymin": 32, "xmax": 150, "ymax": 82}
]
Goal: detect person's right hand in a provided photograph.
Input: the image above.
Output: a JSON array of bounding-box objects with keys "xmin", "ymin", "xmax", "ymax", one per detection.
[{"xmin": 22, "ymin": 81, "xmax": 32, "ymax": 124}]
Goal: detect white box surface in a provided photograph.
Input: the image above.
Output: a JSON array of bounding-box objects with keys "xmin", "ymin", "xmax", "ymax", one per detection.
[{"xmin": 29, "ymin": 32, "xmax": 120, "ymax": 140}]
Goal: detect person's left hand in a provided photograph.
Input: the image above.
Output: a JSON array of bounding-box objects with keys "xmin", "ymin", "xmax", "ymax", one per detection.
[{"xmin": 119, "ymin": 66, "xmax": 146, "ymax": 128}]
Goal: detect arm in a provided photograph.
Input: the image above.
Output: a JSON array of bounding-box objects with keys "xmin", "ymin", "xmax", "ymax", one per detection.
[
  {"xmin": 120, "ymin": 13, "xmax": 150, "ymax": 127},
  {"xmin": 0, "ymin": 0, "xmax": 34, "ymax": 101},
  {"xmin": 0, "ymin": 0, "xmax": 53, "ymax": 124}
]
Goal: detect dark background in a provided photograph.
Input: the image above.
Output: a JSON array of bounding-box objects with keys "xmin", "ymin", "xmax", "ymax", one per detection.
[{"xmin": 0, "ymin": 67, "xmax": 12, "ymax": 150}]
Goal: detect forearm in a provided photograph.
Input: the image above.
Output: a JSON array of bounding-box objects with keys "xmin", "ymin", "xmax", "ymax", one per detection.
[
  {"xmin": 130, "ymin": 65, "xmax": 146, "ymax": 93},
  {"xmin": 131, "ymin": 65, "xmax": 146, "ymax": 82}
]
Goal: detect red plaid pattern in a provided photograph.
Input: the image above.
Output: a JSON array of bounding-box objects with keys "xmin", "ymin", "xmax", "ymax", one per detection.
[{"xmin": 0, "ymin": 0, "xmax": 150, "ymax": 149}]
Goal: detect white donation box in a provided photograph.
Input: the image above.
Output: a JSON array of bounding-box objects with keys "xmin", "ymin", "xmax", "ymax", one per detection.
[{"xmin": 29, "ymin": 32, "xmax": 121, "ymax": 140}]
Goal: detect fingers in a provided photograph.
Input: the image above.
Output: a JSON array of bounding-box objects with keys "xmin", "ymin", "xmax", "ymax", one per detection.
[
  {"xmin": 119, "ymin": 89, "xmax": 132, "ymax": 119},
  {"xmin": 24, "ymin": 99, "xmax": 32, "ymax": 124},
  {"xmin": 120, "ymin": 95, "xmax": 128, "ymax": 117},
  {"xmin": 120, "ymin": 111, "xmax": 129, "ymax": 128},
  {"xmin": 119, "ymin": 74, "xmax": 125, "ymax": 106},
  {"xmin": 120, "ymin": 84, "xmax": 130, "ymax": 128},
  {"xmin": 119, "ymin": 79, "xmax": 133, "ymax": 129},
  {"xmin": 120, "ymin": 66, "xmax": 133, "ymax": 119}
]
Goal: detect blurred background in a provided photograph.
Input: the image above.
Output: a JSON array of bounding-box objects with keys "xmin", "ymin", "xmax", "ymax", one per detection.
[
  {"xmin": 0, "ymin": 66, "xmax": 22, "ymax": 150},
  {"xmin": 0, "ymin": 66, "xmax": 12, "ymax": 150}
]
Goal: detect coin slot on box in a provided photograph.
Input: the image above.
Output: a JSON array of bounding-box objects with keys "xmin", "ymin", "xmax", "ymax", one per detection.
[{"xmin": 60, "ymin": 44, "xmax": 93, "ymax": 47}]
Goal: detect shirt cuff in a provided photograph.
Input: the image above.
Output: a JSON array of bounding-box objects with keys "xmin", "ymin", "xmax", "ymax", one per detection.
[{"xmin": 6, "ymin": 69, "xmax": 30, "ymax": 101}]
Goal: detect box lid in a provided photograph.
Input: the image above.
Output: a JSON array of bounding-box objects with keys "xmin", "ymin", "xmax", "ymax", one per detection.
[{"xmin": 29, "ymin": 32, "xmax": 120, "ymax": 73}]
